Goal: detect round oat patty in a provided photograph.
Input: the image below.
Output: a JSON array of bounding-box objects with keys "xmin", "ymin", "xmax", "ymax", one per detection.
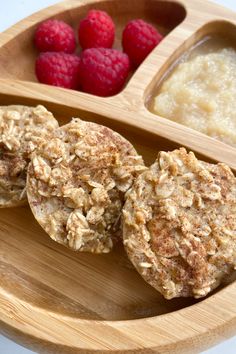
[
  {"xmin": 123, "ymin": 148, "xmax": 236, "ymax": 299},
  {"xmin": 0, "ymin": 105, "xmax": 58, "ymax": 207},
  {"xmin": 27, "ymin": 118, "xmax": 146, "ymax": 253}
]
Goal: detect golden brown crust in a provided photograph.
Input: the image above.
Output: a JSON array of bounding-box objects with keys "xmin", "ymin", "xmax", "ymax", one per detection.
[
  {"xmin": 27, "ymin": 118, "xmax": 146, "ymax": 253},
  {"xmin": 0, "ymin": 105, "xmax": 58, "ymax": 207},
  {"xmin": 123, "ymin": 148, "xmax": 236, "ymax": 299}
]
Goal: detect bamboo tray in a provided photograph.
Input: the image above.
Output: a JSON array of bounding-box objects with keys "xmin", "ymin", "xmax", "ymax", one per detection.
[{"xmin": 0, "ymin": 0, "xmax": 236, "ymax": 353}]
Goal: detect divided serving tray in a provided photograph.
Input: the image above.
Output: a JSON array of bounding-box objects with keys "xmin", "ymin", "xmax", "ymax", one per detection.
[{"xmin": 0, "ymin": 0, "xmax": 236, "ymax": 353}]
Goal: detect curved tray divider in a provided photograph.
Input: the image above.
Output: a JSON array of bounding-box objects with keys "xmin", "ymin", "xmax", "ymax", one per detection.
[{"xmin": 0, "ymin": 78, "xmax": 235, "ymax": 169}]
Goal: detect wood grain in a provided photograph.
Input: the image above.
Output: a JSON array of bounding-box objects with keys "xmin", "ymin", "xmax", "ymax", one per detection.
[{"xmin": 0, "ymin": 0, "xmax": 236, "ymax": 353}]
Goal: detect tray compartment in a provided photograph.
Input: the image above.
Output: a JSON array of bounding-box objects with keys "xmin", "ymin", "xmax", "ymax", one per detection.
[
  {"xmin": 0, "ymin": 0, "xmax": 186, "ymax": 87},
  {"xmin": 0, "ymin": 93, "xmax": 234, "ymax": 322},
  {"xmin": 145, "ymin": 20, "xmax": 236, "ymax": 111}
]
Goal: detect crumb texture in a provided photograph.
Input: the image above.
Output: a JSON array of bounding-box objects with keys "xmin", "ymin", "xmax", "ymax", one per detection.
[
  {"xmin": 123, "ymin": 148, "xmax": 236, "ymax": 299},
  {"xmin": 27, "ymin": 119, "xmax": 146, "ymax": 253},
  {"xmin": 0, "ymin": 105, "xmax": 58, "ymax": 207}
]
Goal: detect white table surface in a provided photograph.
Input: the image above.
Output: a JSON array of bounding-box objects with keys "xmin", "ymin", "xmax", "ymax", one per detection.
[{"xmin": 0, "ymin": 0, "xmax": 236, "ymax": 353}]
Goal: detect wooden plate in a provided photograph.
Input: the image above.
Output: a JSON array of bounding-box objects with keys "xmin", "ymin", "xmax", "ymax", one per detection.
[{"xmin": 0, "ymin": 0, "xmax": 236, "ymax": 353}]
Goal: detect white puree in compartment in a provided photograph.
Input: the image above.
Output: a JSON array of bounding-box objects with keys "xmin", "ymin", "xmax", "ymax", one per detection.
[{"xmin": 153, "ymin": 48, "xmax": 236, "ymax": 146}]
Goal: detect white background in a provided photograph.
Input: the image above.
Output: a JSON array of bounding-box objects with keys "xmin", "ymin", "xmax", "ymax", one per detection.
[{"xmin": 0, "ymin": 0, "xmax": 236, "ymax": 353}]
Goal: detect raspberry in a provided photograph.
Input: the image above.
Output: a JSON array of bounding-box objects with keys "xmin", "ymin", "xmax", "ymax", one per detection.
[
  {"xmin": 34, "ymin": 19, "xmax": 76, "ymax": 53},
  {"xmin": 78, "ymin": 10, "xmax": 115, "ymax": 49},
  {"xmin": 35, "ymin": 52, "xmax": 80, "ymax": 89},
  {"xmin": 79, "ymin": 48, "xmax": 130, "ymax": 97},
  {"xmin": 122, "ymin": 19, "xmax": 163, "ymax": 67}
]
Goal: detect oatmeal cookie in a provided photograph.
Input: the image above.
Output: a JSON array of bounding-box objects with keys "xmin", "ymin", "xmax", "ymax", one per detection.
[
  {"xmin": 27, "ymin": 119, "xmax": 146, "ymax": 253},
  {"xmin": 123, "ymin": 148, "xmax": 236, "ymax": 299},
  {"xmin": 0, "ymin": 105, "xmax": 58, "ymax": 207}
]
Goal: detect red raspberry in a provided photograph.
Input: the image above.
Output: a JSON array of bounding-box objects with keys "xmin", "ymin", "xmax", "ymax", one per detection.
[
  {"xmin": 35, "ymin": 52, "xmax": 80, "ymax": 89},
  {"xmin": 79, "ymin": 48, "xmax": 130, "ymax": 97},
  {"xmin": 78, "ymin": 10, "xmax": 115, "ymax": 49},
  {"xmin": 122, "ymin": 19, "xmax": 163, "ymax": 67},
  {"xmin": 34, "ymin": 19, "xmax": 76, "ymax": 53}
]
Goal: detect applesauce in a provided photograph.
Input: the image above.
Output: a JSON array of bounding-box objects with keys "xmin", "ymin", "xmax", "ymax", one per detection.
[{"xmin": 153, "ymin": 46, "xmax": 236, "ymax": 146}]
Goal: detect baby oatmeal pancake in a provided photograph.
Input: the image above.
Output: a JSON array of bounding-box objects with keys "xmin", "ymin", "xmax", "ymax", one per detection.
[
  {"xmin": 27, "ymin": 118, "xmax": 146, "ymax": 253},
  {"xmin": 0, "ymin": 105, "xmax": 58, "ymax": 207},
  {"xmin": 123, "ymin": 148, "xmax": 236, "ymax": 299}
]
